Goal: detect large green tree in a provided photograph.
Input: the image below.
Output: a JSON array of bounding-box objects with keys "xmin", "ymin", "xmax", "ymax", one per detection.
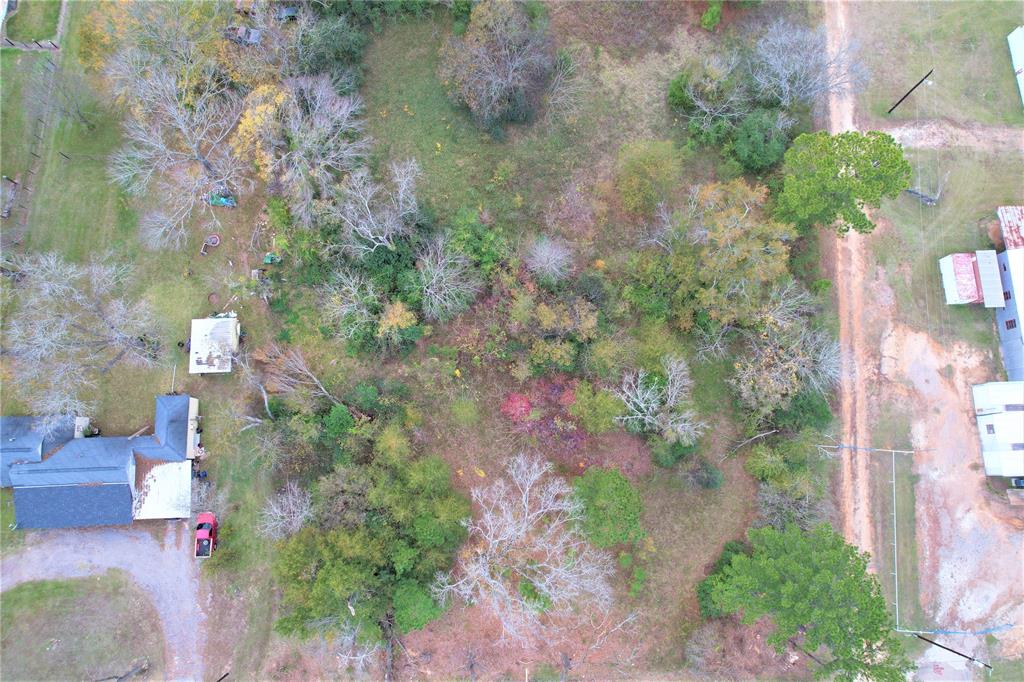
[
  {"xmin": 712, "ymin": 524, "xmax": 911, "ymax": 681},
  {"xmin": 777, "ymin": 131, "xmax": 911, "ymax": 234},
  {"xmin": 273, "ymin": 423, "xmax": 469, "ymax": 641}
]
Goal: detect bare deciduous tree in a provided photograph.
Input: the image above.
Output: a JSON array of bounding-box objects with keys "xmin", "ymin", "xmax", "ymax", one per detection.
[
  {"xmin": 321, "ymin": 269, "xmax": 379, "ymax": 339},
  {"xmin": 433, "ymin": 453, "xmax": 615, "ymax": 644},
  {"xmin": 418, "ymin": 234, "xmax": 481, "ymax": 322},
  {"xmin": 438, "ymin": 0, "xmax": 553, "ymax": 129},
  {"xmin": 328, "ymin": 159, "xmax": 420, "ymax": 258},
  {"xmin": 276, "ymin": 76, "xmax": 369, "ymax": 227},
  {"xmin": 615, "ymin": 356, "xmax": 706, "ymax": 445},
  {"xmin": 755, "ymin": 482, "xmax": 836, "ymax": 532},
  {"xmin": 106, "ymin": 2, "xmax": 248, "ymax": 249},
  {"xmin": 258, "ymin": 480, "xmax": 313, "ymax": 540},
  {"xmin": 524, "ymin": 235, "xmax": 573, "ymax": 283},
  {"xmin": 731, "ymin": 299, "xmax": 840, "ymax": 420},
  {"xmin": 678, "ymin": 53, "xmax": 753, "ymax": 133},
  {"xmin": 3, "ymin": 253, "xmax": 162, "ymax": 430},
  {"xmin": 750, "ymin": 18, "xmax": 868, "ymax": 108},
  {"xmin": 262, "ymin": 343, "xmax": 340, "ymax": 405}
]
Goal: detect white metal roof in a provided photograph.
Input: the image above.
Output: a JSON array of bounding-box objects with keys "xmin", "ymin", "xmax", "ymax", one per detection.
[
  {"xmin": 133, "ymin": 460, "xmax": 192, "ymax": 519},
  {"xmin": 189, "ymin": 314, "xmax": 239, "ymax": 374},
  {"xmin": 1009, "ymin": 27, "xmax": 1024, "ymax": 109},
  {"xmin": 971, "ymin": 381, "xmax": 1024, "ymax": 477},
  {"xmin": 976, "ymin": 250, "xmax": 1005, "ymax": 308}
]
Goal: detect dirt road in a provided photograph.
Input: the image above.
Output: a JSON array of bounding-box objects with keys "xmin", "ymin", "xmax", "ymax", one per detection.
[
  {"xmin": 825, "ymin": 0, "xmax": 875, "ymax": 564},
  {"xmin": 1, "ymin": 521, "xmax": 206, "ymax": 681}
]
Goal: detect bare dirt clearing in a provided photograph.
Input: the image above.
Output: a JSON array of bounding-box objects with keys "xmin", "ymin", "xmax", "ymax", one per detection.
[{"xmin": 1, "ymin": 521, "xmax": 207, "ymax": 681}]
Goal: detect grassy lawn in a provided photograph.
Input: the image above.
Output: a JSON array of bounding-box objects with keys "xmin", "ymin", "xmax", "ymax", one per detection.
[
  {"xmin": 851, "ymin": 1, "xmax": 1024, "ymax": 127},
  {"xmin": 362, "ymin": 16, "xmax": 585, "ymax": 229},
  {"xmin": 0, "ymin": 571, "xmax": 164, "ymax": 680},
  {"xmin": 0, "ymin": 49, "xmax": 47, "ymax": 180},
  {"xmin": 0, "ymin": 489, "xmax": 22, "ymax": 556},
  {"xmin": 3, "ymin": 0, "xmax": 61, "ymax": 42},
  {"xmin": 638, "ymin": 459, "xmax": 757, "ymax": 667},
  {"xmin": 870, "ymin": 148, "xmax": 1024, "ymax": 355}
]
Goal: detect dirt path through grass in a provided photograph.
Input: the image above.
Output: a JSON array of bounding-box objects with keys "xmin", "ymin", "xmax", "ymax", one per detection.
[
  {"xmin": 873, "ymin": 118, "xmax": 1024, "ymax": 152},
  {"xmin": 1, "ymin": 521, "xmax": 206, "ymax": 681}
]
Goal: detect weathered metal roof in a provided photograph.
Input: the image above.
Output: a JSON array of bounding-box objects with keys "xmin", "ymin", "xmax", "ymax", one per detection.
[{"xmin": 998, "ymin": 206, "xmax": 1024, "ymax": 250}]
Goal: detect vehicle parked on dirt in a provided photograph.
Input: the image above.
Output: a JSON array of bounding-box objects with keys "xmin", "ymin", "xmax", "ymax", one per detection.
[
  {"xmin": 194, "ymin": 512, "xmax": 218, "ymax": 558},
  {"xmin": 1010, "ymin": 477, "xmax": 1024, "ymax": 489}
]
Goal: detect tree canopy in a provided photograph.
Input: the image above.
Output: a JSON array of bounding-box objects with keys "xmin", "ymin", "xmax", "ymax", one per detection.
[
  {"xmin": 273, "ymin": 423, "xmax": 469, "ymax": 641},
  {"xmin": 711, "ymin": 524, "xmax": 912, "ymax": 681},
  {"xmin": 776, "ymin": 131, "xmax": 911, "ymax": 234}
]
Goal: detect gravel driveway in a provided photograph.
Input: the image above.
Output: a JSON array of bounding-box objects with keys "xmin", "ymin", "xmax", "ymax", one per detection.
[{"xmin": 1, "ymin": 520, "xmax": 206, "ymax": 681}]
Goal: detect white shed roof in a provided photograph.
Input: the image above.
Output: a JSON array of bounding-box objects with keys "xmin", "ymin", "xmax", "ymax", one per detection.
[{"xmin": 189, "ymin": 314, "xmax": 240, "ymax": 374}]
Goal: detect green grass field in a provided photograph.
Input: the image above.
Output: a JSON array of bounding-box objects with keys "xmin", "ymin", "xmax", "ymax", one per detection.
[
  {"xmin": 0, "ymin": 489, "xmax": 22, "ymax": 555},
  {"xmin": 1, "ymin": 571, "xmax": 164, "ymax": 680},
  {"xmin": 870, "ymin": 148, "xmax": 1024, "ymax": 356},
  {"xmin": 3, "ymin": 0, "xmax": 61, "ymax": 42},
  {"xmin": 851, "ymin": 1, "xmax": 1024, "ymax": 127},
  {"xmin": 0, "ymin": 49, "xmax": 46, "ymax": 178}
]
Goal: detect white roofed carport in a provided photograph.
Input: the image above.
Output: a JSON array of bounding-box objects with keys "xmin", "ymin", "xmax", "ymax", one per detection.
[{"xmin": 189, "ymin": 313, "xmax": 240, "ymax": 374}]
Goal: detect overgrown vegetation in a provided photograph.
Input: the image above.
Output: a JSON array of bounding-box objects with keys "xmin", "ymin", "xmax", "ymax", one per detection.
[{"xmin": 0, "ymin": 0, "xmax": 913, "ymax": 677}]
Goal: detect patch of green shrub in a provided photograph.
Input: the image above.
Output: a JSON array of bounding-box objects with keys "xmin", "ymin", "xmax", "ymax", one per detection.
[
  {"xmin": 696, "ymin": 540, "xmax": 749, "ymax": 617},
  {"xmin": 667, "ymin": 71, "xmax": 694, "ymax": 113},
  {"xmin": 689, "ymin": 457, "xmax": 724, "ymax": 490},
  {"xmin": 615, "ymin": 140, "xmax": 684, "ymax": 215},
  {"xmin": 700, "ymin": 0, "xmax": 723, "ymax": 32},
  {"xmin": 267, "ymin": 198, "xmax": 292, "ymax": 231},
  {"xmin": 729, "ymin": 109, "xmax": 789, "ymax": 173},
  {"xmin": 449, "ymin": 207, "xmax": 507, "ymax": 278},
  {"xmin": 772, "ymin": 390, "xmax": 833, "ymax": 432},
  {"xmin": 569, "ymin": 381, "xmax": 625, "ymax": 434},
  {"xmin": 651, "ymin": 439, "xmax": 698, "ymax": 468},
  {"xmin": 573, "ymin": 467, "xmax": 645, "ymax": 548},
  {"xmin": 394, "ymin": 580, "xmax": 444, "ymax": 633}
]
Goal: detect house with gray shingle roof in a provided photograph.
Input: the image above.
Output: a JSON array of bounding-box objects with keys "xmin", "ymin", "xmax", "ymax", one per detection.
[{"xmin": 1, "ymin": 394, "xmax": 200, "ymax": 529}]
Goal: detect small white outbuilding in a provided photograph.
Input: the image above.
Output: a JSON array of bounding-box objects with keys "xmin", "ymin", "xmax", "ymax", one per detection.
[{"xmin": 189, "ymin": 312, "xmax": 240, "ymax": 374}]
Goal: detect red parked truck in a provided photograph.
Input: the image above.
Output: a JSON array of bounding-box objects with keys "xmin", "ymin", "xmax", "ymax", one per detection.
[{"xmin": 194, "ymin": 512, "xmax": 218, "ymax": 558}]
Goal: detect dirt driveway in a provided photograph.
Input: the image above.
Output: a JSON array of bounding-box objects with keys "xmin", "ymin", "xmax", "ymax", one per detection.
[{"xmin": 1, "ymin": 521, "xmax": 206, "ymax": 681}]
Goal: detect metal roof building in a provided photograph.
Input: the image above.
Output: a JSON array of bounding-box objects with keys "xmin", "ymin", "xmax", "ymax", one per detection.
[
  {"xmin": 972, "ymin": 381, "xmax": 1024, "ymax": 477},
  {"xmin": 938, "ymin": 250, "xmax": 1004, "ymax": 307},
  {"xmin": 995, "ymin": 207, "xmax": 1024, "ymax": 381},
  {"xmin": 3, "ymin": 395, "xmax": 199, "ymax": 529}
]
